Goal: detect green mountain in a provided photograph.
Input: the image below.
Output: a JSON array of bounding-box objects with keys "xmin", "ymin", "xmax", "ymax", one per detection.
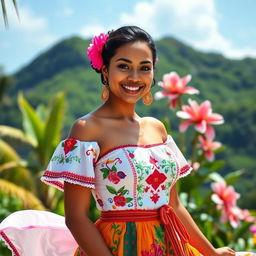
[{"xmin": 1, "ymin": 36, "xmax": 256, "ymax": 208}]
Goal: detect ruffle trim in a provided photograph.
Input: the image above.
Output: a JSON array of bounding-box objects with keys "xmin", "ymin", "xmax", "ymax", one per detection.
[
  {"xmin": 179, "ymin": 165, "xmax": 193, "ymax": 179},
  {"xmin": 41, "ymin": 170, "xmax": 95, "ymax": 191},
  {"xmin": 0, "ymin": 231, "xmax": 20, "ymax": 256}
]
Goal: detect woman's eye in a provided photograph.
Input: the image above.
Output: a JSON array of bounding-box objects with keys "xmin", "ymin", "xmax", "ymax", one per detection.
[
  {"xmin": 141, "ymin": 66, "xmax": 151, "ymax": 71},
  {"xmin": 118, "ymin": 64, "xmax": 129, "ymax": 69}
]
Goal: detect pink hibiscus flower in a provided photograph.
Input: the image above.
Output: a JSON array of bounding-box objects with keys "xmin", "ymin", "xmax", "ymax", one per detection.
[
  {"xmin": 87, "ymin": 33, "xmax": 109, "ymax": 70},
  {"xmin": 154, "ymin": 71, "xmax": 199, "ymax": 108},
  {"xmin": 250, "ymin": 224, "xmax": 256, "ymax": 234},
  {"xmin": 211, "ymin": 180, "xmax": 241, "ymax": 227},
  {"xmin": 198, "ymin": 133, "xmax": 222, "ymax": 162},
  {"xmin": 177, "ymin": 99, "xmax": 224, "ymax": 137}
]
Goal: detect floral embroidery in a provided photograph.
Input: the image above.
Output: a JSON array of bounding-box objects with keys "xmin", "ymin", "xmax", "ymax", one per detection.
[
  {"xmin": 106, "ymin": 185, "xmax": 133, "ymax": 207},
  {"xmin": 86, "ymin": 148, "xmax": 98, "ymax": 164},
  {"xmin": 127, "ymin": 149, "xmax": 151, "ymax": 206},
  {"xmin": 110, "ymin": 224, "xmax": 122, "ymax": 255},
  {"xmin": 141, "ymin": 244, "xmax": 164, "ymax": 256},
  {"xmin": 51, "ymin": 154, "xmax": 81, "ymax": 164},
  {"xmin": 95, "ymin": 194, "xmax": 104, "ymax": 207},
  {"xmin": 140, "ymin": 225, "xmax": 173, "ymax": 256},
  {"xmin": 146, "ymin": 169, "xmax": 167, "ymax": 190},
  {"xmin": 149, "ymin": 156, "xmax": 160, "ymax": 169},
  {"xmin": 150, "ymin": 193, "xmax": 160, "ymax": 204},
  {"xmin": 100, "ymin": 158, "xmax": 125, "ymax": 184},
  {"xmin": 62, "ymin": 138, "xmax": 77, "ymax": 155}
]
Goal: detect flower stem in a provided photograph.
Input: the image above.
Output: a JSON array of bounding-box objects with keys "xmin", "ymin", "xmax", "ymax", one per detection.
[
  {"xmin": 191, "ymin": 132, "xmax": 200, "ymax": 165},
  {"xmin": 177, "ymin": 97, "xmax": 185, "ymax": 154}
]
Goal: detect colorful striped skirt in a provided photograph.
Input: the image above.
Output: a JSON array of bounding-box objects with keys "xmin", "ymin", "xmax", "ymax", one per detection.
[{"xmin": 74, "ymin": 205, "xmax": 201, "ymax": 256}]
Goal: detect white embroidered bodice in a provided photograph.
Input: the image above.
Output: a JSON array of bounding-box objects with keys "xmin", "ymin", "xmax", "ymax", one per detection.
[{"xmin": 41, "ymin": 135, "xmax": 192, "ymax": 211}]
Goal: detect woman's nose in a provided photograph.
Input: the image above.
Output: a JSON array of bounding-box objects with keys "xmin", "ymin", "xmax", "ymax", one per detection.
[{"xmin": 128, "ymin": 69, "xmax": 140, "ymax": 81}]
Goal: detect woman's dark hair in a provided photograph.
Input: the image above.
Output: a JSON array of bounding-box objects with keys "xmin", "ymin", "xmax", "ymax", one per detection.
[{"xmin": 91, "ymin": 26, "xmax": 157, "ymax": 86}]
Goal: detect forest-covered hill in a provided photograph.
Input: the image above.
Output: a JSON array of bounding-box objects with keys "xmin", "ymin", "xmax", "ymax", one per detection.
[{"xmin": 1, "ymin": 36, "xmax": 255, "ymax": 207}]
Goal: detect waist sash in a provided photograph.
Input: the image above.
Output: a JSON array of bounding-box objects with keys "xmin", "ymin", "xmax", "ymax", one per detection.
[{"xmin": 100, "ymin": 204, "xmax": 192, "ymax": 256}]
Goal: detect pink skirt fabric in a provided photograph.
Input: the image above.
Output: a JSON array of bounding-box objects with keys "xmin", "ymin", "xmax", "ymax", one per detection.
[{"xmin": 0, "ymin": 210, "xmax": 77, "ymax": 256}]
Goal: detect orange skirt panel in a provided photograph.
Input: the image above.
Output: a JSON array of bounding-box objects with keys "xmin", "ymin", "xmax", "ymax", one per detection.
[{"xmin": 74, "ymin": 206, "xmax": 202, "ymax": 256}]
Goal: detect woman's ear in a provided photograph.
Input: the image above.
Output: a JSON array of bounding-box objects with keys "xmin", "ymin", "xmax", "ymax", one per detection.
[{"xmin": 102, "ymin": 65, "xmax": 108, "ymax": 80}]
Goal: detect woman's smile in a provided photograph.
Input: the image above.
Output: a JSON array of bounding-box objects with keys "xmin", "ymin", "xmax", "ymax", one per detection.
[{"xmin": 121, "ymin": 83, "xmax": 144, "ymax": 94}]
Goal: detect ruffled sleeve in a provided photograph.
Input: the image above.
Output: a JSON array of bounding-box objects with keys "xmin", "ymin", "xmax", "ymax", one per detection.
[
  {"xmin": 41, "ymin": 138, "xmax": 100, "ymax": 191},
  {"xmin": 166, "ymin": 134, "xmax": 193, "ymax": 179}
]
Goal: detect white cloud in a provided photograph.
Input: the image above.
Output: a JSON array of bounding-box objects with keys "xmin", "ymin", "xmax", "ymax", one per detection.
[
  {"xmin": 79, "ymin": 24, "xmax": 109, "ymax": 38},
  {"xmin": 56, "ymin": 7, "xmax": 74, "ymax": 18},
  {"xmin": 118, "ymin": 0, "xmax": 256, "ymax": 59},
  {"xmin": 1, "ymin": 2, "xmax": 56, "ymax": 46}
]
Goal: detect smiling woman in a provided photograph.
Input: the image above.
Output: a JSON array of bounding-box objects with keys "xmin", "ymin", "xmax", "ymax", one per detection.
[{"xmin": 0, "ymin": 25, "xmax": 250, "ymax": 256}]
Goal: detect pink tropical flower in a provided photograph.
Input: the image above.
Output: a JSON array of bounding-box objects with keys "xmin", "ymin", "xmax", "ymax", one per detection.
[
  {"xmin": 239, "ymin": 209, "xmax": 256, "ymax": 222},
  {"xmin": 198, "ymin": 133, "xmax": 222, "ymax": 161},
  {"xmin": 250, "ymin": 224, "xmax": 256, "ymax": 234},
  {"xmin": 211, "ymin": 180, "xmax": 241, "ymax": 227},
  {"xmin": 155, "ymin": 72, "xmax": 199, "ymax": 108},
  {"xmin": 177, "ymin": 99, "xmax": 224, "ymax": 137},
  {"xmin": 87, "ymin": 33, "xmax": 109, "ymax": 70}
]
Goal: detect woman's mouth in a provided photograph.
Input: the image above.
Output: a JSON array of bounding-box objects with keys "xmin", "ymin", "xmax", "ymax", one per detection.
[{"xmin": 121, "ymin": 84, "xmax": 144, "ymax": 94}]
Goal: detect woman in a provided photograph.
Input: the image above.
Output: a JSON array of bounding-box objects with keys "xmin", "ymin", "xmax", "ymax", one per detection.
[{"xmin": 0, "ymin": 26, "xmax": 247, "ymax": 256}]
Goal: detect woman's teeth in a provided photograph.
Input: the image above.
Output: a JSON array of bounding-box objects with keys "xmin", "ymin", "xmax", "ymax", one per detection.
[{"xmin": 123, "ymin": 85, "xmax": 140, "ymax": 91}]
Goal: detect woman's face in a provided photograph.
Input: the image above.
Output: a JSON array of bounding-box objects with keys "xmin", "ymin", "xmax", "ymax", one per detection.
[{"xmin": 103, "ymin": 41, "xmax": 154, "ymax": 104}]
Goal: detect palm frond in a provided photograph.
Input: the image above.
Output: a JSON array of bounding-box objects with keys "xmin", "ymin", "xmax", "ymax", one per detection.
[
  {"xmin": 1, "ymin": 0, "xmax": 8, "ymax": 27},
  {"xmin": 1, "ymin": 0, "xmax": 19, "ymax": 28},
  {"xmin": 0, "ymin": 160, "xmax": 27, "ymax": 173},
  {"xmin": 0, "ymin": 125, "xmax": 35, "ymax": 146},
  {"xmin": 0, "ymin": 179, "xmax": 46, "ymax": 210}
]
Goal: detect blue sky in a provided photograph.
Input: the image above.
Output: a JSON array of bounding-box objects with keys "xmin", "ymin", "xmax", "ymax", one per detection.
[{"xmin": 1, "ymin": 0, "xmax": 256, "ymax": 74}]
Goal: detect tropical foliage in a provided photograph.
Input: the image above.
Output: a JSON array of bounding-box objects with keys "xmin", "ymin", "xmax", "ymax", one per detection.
[
  {"xmin": 1, "ymin": 0, "xmax": 19, "ymax": 27},
  {"xmin": 155, "ymin": 71, "xmax": 256, "ymax": 252}
]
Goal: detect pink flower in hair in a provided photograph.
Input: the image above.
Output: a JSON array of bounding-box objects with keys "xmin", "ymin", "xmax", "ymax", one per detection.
[{"xmin": 87, "ymin": 33, "xmax": 109, "ymax": 70}]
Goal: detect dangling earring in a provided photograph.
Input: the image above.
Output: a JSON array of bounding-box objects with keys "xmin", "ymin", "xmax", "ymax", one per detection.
[
  {"xmin": 142, "ymin": 91, "xmax": 153, "ymax": 105},
  {"xmin": 101, "ymin": 86, "xmax": 109, "ymax": 102},
  {"xmin": 101, "ymin": 77, "xmax": 109, "ymax": 102}
]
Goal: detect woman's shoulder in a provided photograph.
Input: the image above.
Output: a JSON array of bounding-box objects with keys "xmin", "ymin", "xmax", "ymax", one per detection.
[
  {"xmin": 68, "ymin": 113, "xmax": 102, "ymax": 142},
  {"xmin": 141, "ymin": 116, "xmax": 168, "ymax": 142}
]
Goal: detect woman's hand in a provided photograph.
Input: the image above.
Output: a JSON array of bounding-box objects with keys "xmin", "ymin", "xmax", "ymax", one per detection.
[{"xmin": 213, "ymin": 247, "xmax": 236, "ymax": 256}]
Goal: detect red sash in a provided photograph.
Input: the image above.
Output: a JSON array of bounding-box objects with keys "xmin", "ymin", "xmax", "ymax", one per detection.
[{"xmin": 100, "ymin": 204, "xmax": 193, "ymax": 256}]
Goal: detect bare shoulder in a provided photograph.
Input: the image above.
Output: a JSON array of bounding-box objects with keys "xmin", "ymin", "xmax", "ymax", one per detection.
[
  {"xmin": 68, "ymin": 114, "xmax": 101, "ymax": 142},
  {"xmin": 142, "ymin": 116, "xmax": 168, "ymax": 142}
]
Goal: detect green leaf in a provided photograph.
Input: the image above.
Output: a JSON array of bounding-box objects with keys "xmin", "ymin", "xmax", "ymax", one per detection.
[
  {"xmin": 42, "ymin": 91, "xmax": 65, "ymax": 165},
  {"xmin": 224, "ymin": 169, "xmax": 244, "ymax": 185},
  {"xmin": 117, "ymin": 186, "xmax": 125, "ymax": 193},
  {"xmin": 126, "ymin": 197, "xmax": 133, "ymax": 203},
  {"xmin": 106, "ymin": 185, "xmax": 117, "ymax": 195},
  {"xmin": 100, "ymin": 168, "xmax": 110, "ymax": 179},
  {"xmin": 112, "ymin": 165, "xmax": 117, "ymax": 172},
  {"xmin": 208, "ymin": 172, "xmax": 224, "ymax": 183},
  {"xmin": 18, "ymin": 92, "xmax": 43, "ymax": 148},
  {"xmin": 209, "ymin": 172, "xmax": 224, "ymax": 182},
  {"xmin": 121, "ymin": 189, "xmax": 129, "ymax": 195}
]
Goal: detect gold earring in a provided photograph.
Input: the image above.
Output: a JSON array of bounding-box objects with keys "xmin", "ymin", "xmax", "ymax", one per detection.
[
  {"xmin": 142, "ymin": 91, "xmax": 153, "ymax": 105},
  {"xmin": 101, "ymin": 85, "xmax": 109, "ymax": 101}
]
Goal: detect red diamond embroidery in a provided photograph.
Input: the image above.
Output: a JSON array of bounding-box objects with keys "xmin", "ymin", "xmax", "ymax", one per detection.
[{"xmin": 146, "ymin": 169, "xmax": 167, "ymax": 190}]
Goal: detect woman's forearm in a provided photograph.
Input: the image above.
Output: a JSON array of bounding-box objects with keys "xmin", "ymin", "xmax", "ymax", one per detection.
[
  {"xmin": 66, "ymin": 216, "xmax": 112, "ymax": 256},
  {"xmin": 174, "ymin": 202, "xmax": 216, "ymax": 255}
]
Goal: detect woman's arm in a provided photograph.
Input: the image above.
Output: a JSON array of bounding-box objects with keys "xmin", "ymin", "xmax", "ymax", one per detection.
[
  {"xmin": 169, "ymin": 184, "xmax": 235, "ymax": 256},
  {"xmin": 64, "ymin": 119, "xmax": 112, "ymax": 256},
  {"xmin": 64, "ymin": 182, "xmax": 113, "ymax": 256}
]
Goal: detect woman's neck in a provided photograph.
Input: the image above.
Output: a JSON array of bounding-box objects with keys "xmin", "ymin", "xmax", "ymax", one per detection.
[{"xmin": 103, "ymin": 98, "xmax": 139, "ymax": 121}]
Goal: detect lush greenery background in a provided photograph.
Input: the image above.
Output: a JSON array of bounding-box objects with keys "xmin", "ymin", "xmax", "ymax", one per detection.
[{"xmin": 1, "ymin": 35, "xmax": 255, "ymax": 208}]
